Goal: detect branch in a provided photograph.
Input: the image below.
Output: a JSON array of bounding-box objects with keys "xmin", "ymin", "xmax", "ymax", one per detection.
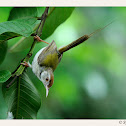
[{"xmin": 14, "ymin": 7, "xmax": 49, "ymax": 77}]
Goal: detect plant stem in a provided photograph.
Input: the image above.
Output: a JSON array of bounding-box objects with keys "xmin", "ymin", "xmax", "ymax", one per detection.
[{"xmin": 14, "ymin": 7, "xmax": 49, "ymax": 76}]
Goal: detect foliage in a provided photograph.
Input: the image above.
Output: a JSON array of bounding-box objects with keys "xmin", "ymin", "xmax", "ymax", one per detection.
[
  {"xmin": 10, "ymin": 7, "xmax": 74, "ymax": 52},
  {"xmin": 0, "ymin": 7, "xmax": 126, "ymax": 119},
  {"xmin": 0, "ymin": 41, "xmax": 7, "ymax": 64},
  {"xmin": 0, "ymin": 7, "xmax": 75, "ymax": 119},
  {"xmin": 41, "ymin": 7, "xmax": 75, "ymax": 40},
  {"xmin": 3, "ymin": 72, "xmax": 41, "ymax": 119},
  {"xmin": 0, "ymin": 70, "xmax": 11, "ymax": 83}
]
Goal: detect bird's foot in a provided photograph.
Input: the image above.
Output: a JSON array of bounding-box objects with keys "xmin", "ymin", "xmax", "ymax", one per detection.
[
  {"xmin": 21, "ymin": 61, "xmax": 29, "ymax": 67},
  {"xmin": 34, "ymin": 35, "xmax": 49, "ymax": 44}
]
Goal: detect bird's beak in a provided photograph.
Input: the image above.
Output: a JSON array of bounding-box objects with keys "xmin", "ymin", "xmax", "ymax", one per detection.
[{"xmin": 45, "ymin": 85, "xmax": 49, "ymax": 97}]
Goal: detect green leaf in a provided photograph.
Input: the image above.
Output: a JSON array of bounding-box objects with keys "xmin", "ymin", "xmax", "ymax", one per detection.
[
  {"xmin": 8, "ymin": 7, "xmax": 37, "ymax": 21},
  {"xmin": 9, "ymin": 36, "xmax": 34, "ymax": 52},
  {"xmin": 0, "ymin": 41, "xmax": 7, "ymax": 64},
  {"xmin": 10, "ymin": 7, "xmax": 75, "ymax": 52},
  {"xmin": 7, "ymin": 7, "xmax": 40, "ymax": 52},
  {"xmin": 0, "ymin": 70, "xmax": 11, "ymax": 83},
  {"xmin": 2, "ymin": 72, "xmax": 41, "ymax": 119},
  {"xmin": 0, "ymin": 18, "xmax": 36, "ymax": 37},
  {"xmin": 0, "ymin": 17, "xmax": 37, "ymax": 44},
  {"xmin": 0, "ymin": 7, "xmax": 12, "ymax": 23},
  {"xmin": 8, "ymin": 7, "xmax": 38, "ymax": 28},
  {"xmin": 42, "ymin": 7, "xmax": 75, "ymax": 39},
  {"xmin": 0, "ymin": 7, "xmax": 38, "ymax": 44}
]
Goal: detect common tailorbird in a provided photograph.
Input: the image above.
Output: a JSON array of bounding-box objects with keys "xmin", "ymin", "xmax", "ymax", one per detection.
[{"xmin": 22, "ymin": 22, "xmax": 113, "ymax": 97}]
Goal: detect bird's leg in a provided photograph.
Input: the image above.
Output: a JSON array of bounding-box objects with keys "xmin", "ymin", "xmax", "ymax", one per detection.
[
  {"xmin": 34, "ymin": 35, "xmax": 49, "ymax": 44},
  {"xmin": 28, "ymin": 62, "xmax": 32, "ymax": 68},
  {"xmin": 21, "ymin": 61, "xmax": 32, "ymax": 68},
  {"xmin": 21, "ymin": 61, "xmax": 29, "ymax": 67}
]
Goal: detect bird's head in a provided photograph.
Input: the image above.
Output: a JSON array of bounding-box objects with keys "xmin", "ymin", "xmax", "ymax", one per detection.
[{"xmin": 40, "ymin": 67, "xmax": 54, "ymax": 97}]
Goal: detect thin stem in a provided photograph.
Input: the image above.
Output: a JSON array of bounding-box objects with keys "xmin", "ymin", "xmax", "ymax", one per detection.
[
  {"xmin": 36, "ymin": 7, "xmax": 49, "ymax": 36},
  {"xmin": 6, "ymin": 76, "xmax": 17, "ymax": 88},
  {"xmin": 14, "ymin": 7, "xmax": 49, "ymax": 77}
]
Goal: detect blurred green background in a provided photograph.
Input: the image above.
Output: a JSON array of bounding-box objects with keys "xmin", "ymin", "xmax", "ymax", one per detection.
[{"xmin": 0, "ymin": 7, "xmax": 126, "ymax": 119}]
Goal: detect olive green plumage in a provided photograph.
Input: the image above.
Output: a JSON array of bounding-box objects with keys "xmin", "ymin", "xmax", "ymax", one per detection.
[{"xmin": 38, "ymin": 40, "xmax": 62, "ymax": 71}]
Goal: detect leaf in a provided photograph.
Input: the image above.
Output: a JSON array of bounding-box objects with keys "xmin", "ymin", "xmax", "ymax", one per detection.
[
  {"xmin": 8, "ymin": 7, "xmax": 38, "ymax": 28},
  {"xmin": 0, "ymin": 17, "xmax": 37, "ymax": 44},
  {"xmin": 2, "ymin": 72, "xmax": 41, "ymax": 119},
  {"xmin": 8, "ymin": 7, "xmax": 37, "ymax": 21},
  {"xmin": 0, "ymin": 70, "xmax": 11, "ymax": 83},
  {"xmin": 8, "ymin": 7, "xmax": 41, "ymax": 52},
  {"xmin": 0, "ymin": 18, "xmax": 36, "ymax": 37},
  {"xmin": 0, "ymin": 7, "xmax": 38, "ymax": 44},
  {"xmin": 41, "ymin": 7, "xmax": 75, "ymax": 40},
  {"xmin": 9, "ymin": 36, "xmax": 34, "ymax": 52},
  {"xmin": 10, "ymin": 7, "xmax": 75, "ymax": 52},
  {"xmin": 0, "ymin": 41, "xmax": 7, "ymax": 64},
  {"xmin": 0, "ymin": 7, "xmax": 12, "ymax": 23}
]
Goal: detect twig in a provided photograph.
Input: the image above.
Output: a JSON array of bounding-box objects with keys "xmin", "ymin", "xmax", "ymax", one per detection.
[
  {"xmin": 36, "ymin": 7, "xmax": 49, "ymax": 37},
  {"xmin": 6, "ymin": 76, "xmax": 17, "ymax": 88},
  {"xmin": 14, "ymin": 7, "xmax": 49, "ymax": 77},
  {"xmin": 28, "ymin": 7, "xmax": 49, "ymax": 56}
]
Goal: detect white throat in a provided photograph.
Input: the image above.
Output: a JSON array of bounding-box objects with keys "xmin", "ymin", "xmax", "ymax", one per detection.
[{"xmin": 31, "ymin": 47, "xmax": 46, "ymax": 80}]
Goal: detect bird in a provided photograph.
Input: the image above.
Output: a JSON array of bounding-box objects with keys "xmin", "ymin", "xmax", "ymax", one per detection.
[
  {"xmin": 24, "ymin": 35, "xmax": 89, "ymax": 97},
  {"xmin": 30, "ymin": 39, "xmax": 63, "ymax": 97},
  {"xmin": 21, "ymin": 21, "xmax": 113, "ymax": 97}
]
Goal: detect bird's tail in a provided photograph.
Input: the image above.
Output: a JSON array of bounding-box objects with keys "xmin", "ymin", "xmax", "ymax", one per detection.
[{"xmin": 58, "ymin": 20, "xmax": 114, "ymax": 54}]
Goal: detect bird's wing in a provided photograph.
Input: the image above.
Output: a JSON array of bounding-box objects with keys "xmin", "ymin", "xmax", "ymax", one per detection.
[{"xmin": 38, "ymin": 40, "xmax": 60, "ymax": 71}]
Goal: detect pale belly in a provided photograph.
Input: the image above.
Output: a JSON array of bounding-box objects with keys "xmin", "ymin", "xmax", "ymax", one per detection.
[{"xmin": 31, "ymin": 47, "xmax": 45, "ymax": 80}]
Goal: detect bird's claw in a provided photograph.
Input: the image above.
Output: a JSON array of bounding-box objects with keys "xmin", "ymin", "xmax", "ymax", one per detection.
[
  {"xmin": 34, "ymin": 35, "xmax": 49, "ymax": 44},
  {"xmin": 21, "ymin": 61, "xmax": 29, "ymax": 67}
]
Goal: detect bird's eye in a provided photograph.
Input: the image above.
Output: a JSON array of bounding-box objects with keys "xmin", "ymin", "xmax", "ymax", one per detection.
[{"xmin": 46, "ymin": 78, "xmax": 49, "ymax": 81}]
